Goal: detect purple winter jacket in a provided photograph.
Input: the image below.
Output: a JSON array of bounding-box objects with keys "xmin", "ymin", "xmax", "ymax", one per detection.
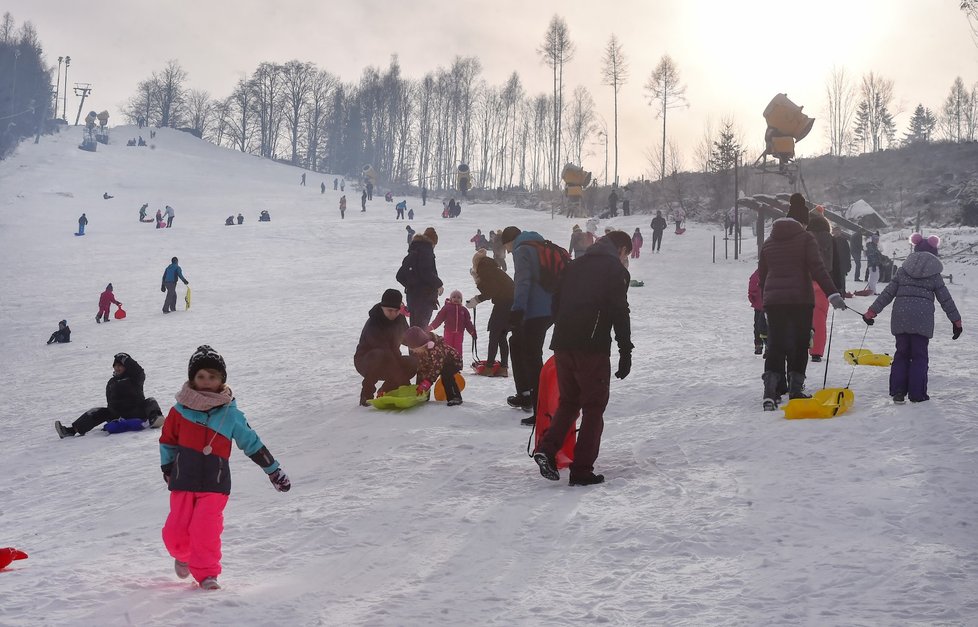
[
  {"xmin": 758, "ymin": 218, "xmax": 838, "ymax": 307},
  {"xmin": 868, "ymin": 251, "xmax": 960, "ymax": 338}
]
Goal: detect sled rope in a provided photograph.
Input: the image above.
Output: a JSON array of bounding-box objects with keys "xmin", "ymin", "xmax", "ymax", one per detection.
[
  {"xmin": 823, "ymin": 309, "xmax": 835, "ymax": 389},
  {"xmin": 471, "ymin": 306, "xmax": 482, "ymax": 364},
  {"xmin": 845, "ymin": 323, "xmax": 871, "ymax": 389}
]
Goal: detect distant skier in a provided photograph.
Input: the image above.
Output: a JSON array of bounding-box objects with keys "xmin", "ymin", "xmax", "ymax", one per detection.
[
  {"xmin": 77, "ymin": 213, "xmax": 88, "ymax": 236},
  {"xmin": 339, "ymin": 195, "xmax": 347, "ymax": 219},
  {"xmin": 236, "ymin": 213, "xmax": 244, "ymax": 225},
  {"xmin": 161, "ymin": 256, "xmax": 189, "ymax": 314},
  {"xmin": 46, "ymin": 319, "xmax": 71, "ymax": 344},
  {"xmin": 300, "ymin": 173, "xmax": 306, "ymax": 186},
  {"xmin": 165, "ymin": 205, "xmax": 175, "ymax": 228},
  {"xmin": 96, "ymin": 283, "xmax": 122, "ymax": 323}
]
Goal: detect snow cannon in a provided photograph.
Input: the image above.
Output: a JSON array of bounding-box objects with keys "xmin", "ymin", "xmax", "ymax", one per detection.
[
  {"xmin": 456, "ymin": 163, "xmax": 471, "ymax": 196},
  {"xmin": 0, "ymin": 547, "xmax": 28, "ymax": 570},
  {"xmin": 97, "ymin": 110, "xmax": 109, "ymax": 128},
  {"xmin": 361, "ymin": 164, "xmax": 377, "ymax": 186},
  {"xmin": 762, "ymin": 94, "xmax": 814, "ymax": 164},
  {"xmin": 561, "ymin": 163, "xmax": 592, "ymax": 199}
]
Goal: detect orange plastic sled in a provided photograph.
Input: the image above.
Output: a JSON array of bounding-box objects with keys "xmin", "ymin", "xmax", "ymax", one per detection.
[
  {"xmin": 433, "ymin": 372, "xmax": 466, "ymax": 401},
  {"xmin": 533, "ymin": 356, "xmax": 578, "ymax": 469}
]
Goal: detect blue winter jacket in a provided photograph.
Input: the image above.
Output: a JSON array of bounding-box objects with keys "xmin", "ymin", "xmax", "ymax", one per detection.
[
  {"xmin": 511, "ymin": 231, "xmax": 553, "ymax": 321},
  {"xmin": 869, "ymin": 251, "xmax": 960, "ymax": 338},
  {"xmin": 162, "ymin": 262, "xmax": 188, "ymax": 284}
]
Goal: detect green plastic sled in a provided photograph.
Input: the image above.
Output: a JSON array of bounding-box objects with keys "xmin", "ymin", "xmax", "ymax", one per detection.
[
  {"xmin": 367, "ymin": 385, "xmax": 428, "ymax": 409},
  {"xmin": 629, "ymin": 279, "xmax": 644, "ymax": 287}
]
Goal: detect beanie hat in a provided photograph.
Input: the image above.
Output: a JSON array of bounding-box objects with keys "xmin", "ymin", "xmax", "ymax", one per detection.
[
  {"xmin": 403, "ymin": 326, "xmax": 433, "ymax": 349},
  {"xmin": 500, "ymin": 226, "xmax": 521, "ymax": 245},
  {"xmin": 113, "ymin": 352, "xmax": 131, "ymax": 368},
  {"xmin": 188, "ymin": 345, "xmax": 227, "ymax": 382},
  {"xmin": 171, "ymin": 256, "xmax": 178, "ymax": 264},
  {"xmin": 423, "ymin": 227, "xmax": 438, "ymax": 246},
  {"xmin": 910, "ymin": 232, "xmax": 940, "ymax": 256},
  {"xmin": 380, "ymin": 288, "xmax": 403, "ymax": 309},
  {"xmin": 450, "ymin": 289, "xmax": 463, "ymax": 300},
  {"xmin": 786, "ymin": 193, "xmax": 809, "ymax": 224},
  {"xmin": 106, "ymin": 283, "xmax": 113, "ymax": 291},
  {"xmin": 814, "ymin": 204, "xmax": 826, "ymax": 214}
]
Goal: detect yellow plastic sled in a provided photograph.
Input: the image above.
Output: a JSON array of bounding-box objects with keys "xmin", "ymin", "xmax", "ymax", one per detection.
[
  {"xmin": 782, "ymin": 388, "xmax": 855, "ymax": 420},
  {"xmin": 843, "ymin": 348, "xmax": 892, "ymax": 367}
]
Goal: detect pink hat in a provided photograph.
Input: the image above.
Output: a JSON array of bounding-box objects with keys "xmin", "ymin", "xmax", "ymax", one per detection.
[
  {"xmin": 910, "ymin": 232, "xmax": 940, "ymax": 256},
  {"xmin": 450, "ymin": 289, "xmax": 463, "ymax": 300}
]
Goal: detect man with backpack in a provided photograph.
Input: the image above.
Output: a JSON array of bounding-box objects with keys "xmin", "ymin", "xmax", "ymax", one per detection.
[
  {"xmin": 396, "ymin": 227, "xmax": 443, "ymax": 329},
  {"xmin": 500, "ymin": 226, "xmax": 570, "ymax": 426},
  {"xmin": 533, "ymin": 231, "xmax": 633, "ymax": 486}
]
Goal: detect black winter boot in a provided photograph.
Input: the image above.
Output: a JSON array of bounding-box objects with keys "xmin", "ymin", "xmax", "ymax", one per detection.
[
  {"xmin": 360, "ymin": 381, "xmax": 376, "ymax": 406},
  {"xmin": 762, "ymin": 371, "xmax": 781, "ymax": 411},
  {"xmin": 788, "ymin": 372, "xmax": 810, "ymax": 400}
]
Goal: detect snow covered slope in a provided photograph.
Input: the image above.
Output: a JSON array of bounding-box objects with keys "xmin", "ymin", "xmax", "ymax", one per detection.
[{"xmin": 1, "ymin": 127, "xmax": 977, "ymax": 625}]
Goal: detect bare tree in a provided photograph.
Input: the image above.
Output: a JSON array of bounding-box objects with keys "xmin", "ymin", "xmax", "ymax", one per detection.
[
  {"xmin": 227, "ymin": 79, "xmax": 256, "ymax": 153},
  {"xmin": 942, "ymin": 76, "xmax": 971, "ymax": 142},
  {"xmin": 185, "ymin": 88, "xmax": 212, "ymax": 137},
  {"xmin": 0, "ymin": 12, "xmax": 14, "ymax": 44},
  {"xmin": 281, "ymin": 60, "xmax": 314, "ymax": 164},
  {"xmin": 152, "ymin": 60, "xmax": 188, "ymax": 128},
  {"xmin": 565, "ymin": 85, "xmax": 597, "ymax": 166},
  {"xmin": 824, "ymin": 65, "xmax": 857, "ymax": 156},
  {"xmin": 644, "ymin": 54, "xmax": 687, "ymax": 181},
  {"xmin": 963, "ymin": 1, "xmax": 978, "ymax": 46},
  {"xmin": 693, "ymin": 118, "xmax": 716, "ymax": 173},
  {"xmin": 251, "ymin": 62, "xmax": 282, "ymax": 158},
  {"xmin": 123, "ymin": 79, "xmax": 156, "ymax": 126},
  {"xmin": 600, "ymin": 34, "xmax": 628, "ymax": 187},
  {"xmin": 304, "ymin": 69, "xmax": 336, "ymax": 170},
  {"xmin": 539, "ymin": 15, "xmax": 575, "ymax": 189},
  {"xmin": 855, "ymin": 72, "xmax": 896, "ymax": 152}
]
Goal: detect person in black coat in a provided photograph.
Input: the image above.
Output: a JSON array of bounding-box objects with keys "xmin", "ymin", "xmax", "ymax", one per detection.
[
  {"xmin": 467, "ymin": 249, "xmax": 515, "ymax": 376},
  {"xmin": 396, "ymin": 228, "xmax": 443, "ymax": 329},
  {"xmin": 47, "ymin": 319, "xmax": 71, "ymax": 344},
  {"xmin": 533, "ymin": 232, "xmax": 633, "ymax": 486},
  {"xmin": 832, "ymin": 226, "xmax": 852, "ymax": 295},
  {"xmin": 354, "ymin": 289, "xmax": 418, "ymax": 405},
  {"xmin": 55, "ymin": 353, "xmax": 163, "ymax": 437}
]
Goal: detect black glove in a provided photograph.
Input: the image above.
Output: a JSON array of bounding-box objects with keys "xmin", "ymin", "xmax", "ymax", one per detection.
[
  {"xmin": 269, "ymin": 468, "xmax": 291, "ymax": 492},
  {"xmin": 862, "ymin": 314, "xmax": 874, "ymax": 326},
  {"xmin": 953, "ymin": 322, "xmax": 962, "ymax": 340},
  {"xmin": 508, "ymin": 309, "xmax": 524, "ymax": 331},
  {"xmin": 160, "ymin": 284, "xmax": 166, "ymax": 293},
  {"xmin": 615, "ymin": 352, "xmax": 632, "ymax": 379}
]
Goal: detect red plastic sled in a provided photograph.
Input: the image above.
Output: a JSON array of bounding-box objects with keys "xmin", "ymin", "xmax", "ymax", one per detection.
[
  {"xmin": 114, "ymin": 307, "xmax": 127, "ymax": 320},
  {"xmin": 533, "ymin": 356, "xmax": 578, "ymax": 469},
  {"xmin": 675, "ymin": 227, "xmax": 686, "ymax": 235},
  {"xmin": 0, "ymin": 547, "xmax": 28, "ymax": 570}
]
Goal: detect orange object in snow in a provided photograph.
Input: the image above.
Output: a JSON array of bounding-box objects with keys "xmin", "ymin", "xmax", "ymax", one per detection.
[
  {"xmin": 114, "ymin": 307, "xmax": 127, "ymax": 320},
  {"xmin": 533, "ymin": 356, "xmax": 578, "ymax": 469},
  {"xmin": 0, "ymin": 547, "xmax": 28, "ymax": 570},
  {"xmin": 433, "ymin": 372, "xmax": 466, "ymax": 401}
]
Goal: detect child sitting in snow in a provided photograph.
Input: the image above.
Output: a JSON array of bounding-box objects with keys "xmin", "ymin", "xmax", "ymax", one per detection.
[
  {"xmin": 55, "ymin": 353, "xmax": 164, "ymax": 437},
  {"xmin": 862, "ymin": 234, "xmax": 963, "ymax": 404},
  {"xmin": 47, "ymin": 319, "xmax": 71, "ymax": 344},
  {"xmin": 428, "ymin": 290, "xmax": 477, "ymax": 356},
  {"xmin": 159, "ymin": 345, "xmax": 291, "ymax": 591},
  {"xmin": 96, "ymin": 283, "xmax": 122, "ymax": 323},
  {"xmin": 402, "ymin": 327, "xmax": 463, "ymax": 406}
]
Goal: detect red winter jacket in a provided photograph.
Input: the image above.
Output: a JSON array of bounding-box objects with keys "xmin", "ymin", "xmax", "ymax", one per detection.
[
  {"xmin": 748, "ymin": 270, "xmax": 763, "ymax": 311},
  {"xmin": 99, "ymin": 289, "xmax": 121, "ymax": 309},
  {"xmin": 758, "ymin": 218, "xmax": 837, "ymax": 307}
]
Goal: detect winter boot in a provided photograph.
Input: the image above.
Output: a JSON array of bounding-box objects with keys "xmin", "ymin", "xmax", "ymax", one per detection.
[
  {"xmin": 810, "ymin": 354, "xmax": 822, "ymax": 363},
  {"xmin": 360, "ymin": 381, "xmax": 376, "ymax": 407},
  {"xmin": 507, "ymin": 392, "xmax": 530, "ymax": 409},
  {"xmin": 787, "ymin": 372, "xmax": 810, "ymax": 400},
  {"xmin": 520, "ymin": 415, "xmax": 536, "ymax": 426},
  {"xmin": 55, "ymin": 420, "xmax": 76, "ymax": 439},
  {"xmin": 761, "ymin": 371, "xmax": 781, "ymax": 411},
  {"xmin": 569, "ymin": 472, "xmax": 605, "ymax": 486},
  {"xmin": 199, "ymin": 577, "xmax": 220, "ymax": 590},
  {"xmin": 174, "ymin": 559, "xmax": 190, "ymax": 579},
  {"xmin": 447, "ymin": 395, "xmax": 463, "ymax": 407},
  {"xmin": 95, "ymin": 313, "xmax": 101, "ymax": 324},
  {"xmin": 892, "ymin": 393, "xmax": 906, "ymax": 405},
  {"xmin": 754, "ymin": 342, "xmax": 763, "ymax": 355},
  {"xmin": 533, "ymin": 451, "xmax": 559, "ymax": 481}
]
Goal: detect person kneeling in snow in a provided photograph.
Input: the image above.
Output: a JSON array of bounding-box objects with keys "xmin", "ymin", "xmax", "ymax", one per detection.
[
  {"xmin": 55, "ymin": 353, "xmax": 164, "ymax": 438},
  {"xmin": 47, "ymin": 319, "xmax": 71, "ymax": 344},
  {"xmin": 403, "ymin": 326, "xmax": 463, "ymax": 406},
  {"xmin": 355, "ymin": 289, "xmax": 418, "ymax": 406}
]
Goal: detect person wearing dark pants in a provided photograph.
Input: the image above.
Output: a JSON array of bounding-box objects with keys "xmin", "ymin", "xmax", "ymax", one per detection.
[
  {"xmin": 650, "ymin": 211, "xmax": 667, "ymax": 252},
  {"xmin": 533, "ymin": 232, "xmax": 632, "ymax": 486},
  {"xmin": 468, "ymin": 249, "xmax": 515, "ymax": 377},
  {"xmin": 850, "ymin": 231, "xmax": 863, "ymax": 281},
  {"xmin": 354, "ymin": 289, "xmax": 416, "ymax": 406},
  {"xmin": 508, "ymin": 314, "xmax": 553, "ymax": 410},
  {"xmin": 161, "ymin": 256, "xmax": 189, "ymax": 313},
  {"xmin": 396, "ymin": 227, "xmax": 442, "ymax": 330}
]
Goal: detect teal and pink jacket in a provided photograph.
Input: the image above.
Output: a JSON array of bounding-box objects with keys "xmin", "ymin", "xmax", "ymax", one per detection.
[{"xmin": 160, "ymin": 384, "xmax": 279, "ymax": 494}]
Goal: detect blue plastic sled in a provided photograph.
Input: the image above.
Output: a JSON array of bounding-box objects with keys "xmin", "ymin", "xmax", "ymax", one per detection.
[
  {"xmin": 103, "ymin": 418, "xmax": 147, "ymax": 434},
  {"xmin": 367, "ymin": 385, "xmax": 428, "ymax": 410}
]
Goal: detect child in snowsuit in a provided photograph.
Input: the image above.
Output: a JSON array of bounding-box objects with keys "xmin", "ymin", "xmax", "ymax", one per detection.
[
  {"xmin": 47, "ymin": 319, "xmax": 71, "ymax": 344},
  {"xmin": 159, "ymin": 345, "xmax": 291, "ymax": 590},
  {"xmin": 402, "ymin": 327, "xmax": 463, "ymax": 406},
  {"xmin": 55, "ymin": 353, "xmax": 164, "ymax": 437},
  {"xmin": 748, "ymin": 270, "xmax": 768, "ymax": 355},
  {"xmin": 96, "ymin": 283, "xmax": 121, "ymax": 323},
  {"xmin": 631, "ymin": 228, "xmax": 644, "ymax": 258},
  {"xmin": 863, "ymin": 234, "xmax": 963, "ymax": 403},
  {"xmin": 156, "ymin": 209, "xmax": 165, "ymax": 229},
  {"xmin": 468, "ymin": 249, "xmax": 515, "ymax": 377},
  {"xmin": 428, "ymin": 290, "xmax": 477, "ymax": 357}
]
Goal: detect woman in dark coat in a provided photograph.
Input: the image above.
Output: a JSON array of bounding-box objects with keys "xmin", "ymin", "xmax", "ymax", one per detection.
[
  {"xmin": 396, "ymin": 228, "xmax": 443, "ymax": 329},
  {"xmin": 468, "ymin": 249, "xmax": 515, "ymax": 376}
]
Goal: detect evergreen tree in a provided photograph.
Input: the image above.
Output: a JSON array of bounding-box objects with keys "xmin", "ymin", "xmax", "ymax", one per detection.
[
  {"xmin": 904, "ymin": 104, "xmax": 936, "ymax": 145},
  {"xmin": 708, "ymin": 122, "xmax": 740, "ymax": 172}
]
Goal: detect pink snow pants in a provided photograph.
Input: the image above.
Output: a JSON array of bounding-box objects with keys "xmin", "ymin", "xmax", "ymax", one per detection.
[
  {"xmin": 162, "ymin": 491, "xmax": 229, "ymax": 582},
  {"xmin": 810, "ymin": 283, "xmax": 829, "ymax": 357},
  {"xmin": 444, "ymin": 330, "xmax": 465, "ymax": 357}
]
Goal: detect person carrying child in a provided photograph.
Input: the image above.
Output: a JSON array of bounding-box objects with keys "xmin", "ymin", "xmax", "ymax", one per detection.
[
  {"xmin": 159, "ymin": 345, "xmax": 291, "ymax": 590},
  {"xmin": 55, "ymin": 353, "xmax": 164, "ymax": 437},
  {"xmin": 862, "ymin": 234, "xmax": 963, "ymax": 404},
  {"xmin": 96, "ymin": 283, "xmax": 122, "ymax": 323},
  {"xmin": 467, "ymin": 249, "xmax": 514, "ymax": 377},
  {"xmin": 46, "ymin": 319, "xmax": 71, "ymax": 344},
  {"xmin": 428, "ymin": 290, "xmax": 477, "ymax": 357},
  {"xmin": 402, "ymin": 327, "xmax": 464, "ymax": 406}
]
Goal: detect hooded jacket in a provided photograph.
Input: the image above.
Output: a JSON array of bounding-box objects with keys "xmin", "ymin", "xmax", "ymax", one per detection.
[
  {"xmin": 550, "ymin": 236, "xmax": 632, "ymax": 354},
  {"xmin": 430, "ymin": 300, "xmax": 476, "ymax": 336},
  {"xmin": 758, "ymin": 218, "xmax": 838, "ymax": 307},
  {"xmin": 868, "ymin": 251, "xmax": 960, "ymax": 338},
  {"xmin": 471, "ymin": 256, "xmax": 515, "ymax": 305},
  {"xmin": 106, "ymin": 356, "xmax": 147, "ymax": 419},
  {"xmin": 511, "ymin": 231, "xmax": 554, "ymax": 320},
  {"xmin": 99, "ymin": 288, "xmax": 121, "ymax": 310},
  {"xmin": 354, "ymin": 303, "xmax": 409, "ymax": 364},
  {"xmin": 396, "ymin": 236, "xmax": 442, "ymax": 296}
]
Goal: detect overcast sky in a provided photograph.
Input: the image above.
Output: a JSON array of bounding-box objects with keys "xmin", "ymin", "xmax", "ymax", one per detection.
[{"xmin": 7, "ymin": 0, "xmax": 977, "ymax": 181}]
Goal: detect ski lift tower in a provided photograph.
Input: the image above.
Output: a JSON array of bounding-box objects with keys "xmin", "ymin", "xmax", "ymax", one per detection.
[{"xmin": 72, "ymin": 83, "xmax": 92, "ymax": 126}]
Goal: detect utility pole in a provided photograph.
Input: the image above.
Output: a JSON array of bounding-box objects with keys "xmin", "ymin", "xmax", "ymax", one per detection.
[
  {"xmin": 73, "ymin": 84, "xmax": 92, "ymax": 126},
  {"xmin": 54, "ymin": 56, "xmax": 63, "ymax": 118},
  {"xmin": 62, "ymin": 56, "xmax": 71, "ymax": 121}
]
